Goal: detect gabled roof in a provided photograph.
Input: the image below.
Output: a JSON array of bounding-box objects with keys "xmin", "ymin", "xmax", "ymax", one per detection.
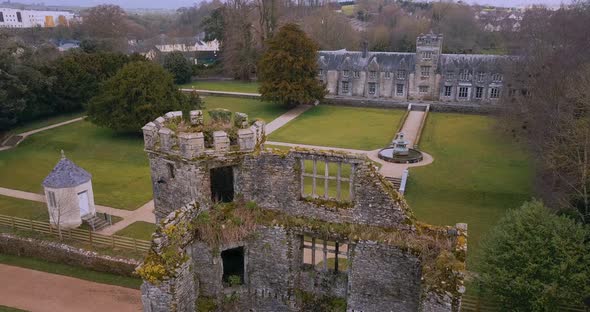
[
  {"xmin": 42, "ymin": 152, "xmax": 91, "ymax": 189},
  {"xmin": 319, "ymin": 50, "xmax": 415, "ymax": 71}
]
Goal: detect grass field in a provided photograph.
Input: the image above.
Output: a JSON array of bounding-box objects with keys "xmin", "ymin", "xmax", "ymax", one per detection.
[
  {"xmin": 8, "ymin": 111, "xmax": 86, "ymax": 135},
  {"xmin": 340, "ymin": 4, "xmax": 356, "ymax": 16},
  {"xmin": 0, "ymin": 121, "xmax": 152, "ymax": 210},
  {"xmin": 0, "ymin": 253, "xmax": 142, "ymax": 289},
  {"xmin": 0, "ymin": 305, "xmax": 27, "ymax": 312},
  {"xmin": 0, "ymin": 195, "xmax": 48, "ymax": 220},
  {"xmin": 115, "ymin": 221, "xmax": 157, "ymax": 241},
  {"xmin": 181, "ymin": 80, "xmax": 260, "ymax": 94},
  {"xmin": 203, "ymin": 96, "xmax": 287, "ymax": 123},
  {"xmin": 0, "ymin": 96, "xmax": 285, "ymax": 211},
  {"xmin": 405, "ymin": 113, "xmax": 532, "ymax": 266},
  {"xmin": 269, "ymin": 105, "xmax": 404, "ymax": 150}
]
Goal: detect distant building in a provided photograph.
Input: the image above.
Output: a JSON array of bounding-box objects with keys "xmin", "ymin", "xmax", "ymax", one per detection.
[
  {"xmin": 318, "ymin": 33, "xmax": 511, "ymax": 104},
  {"xmin": 0, "ymin": 7, "xmax": 76, "ymax": 28},
  {"xmin": 130, "ymin": 35, "xmax": 220, "ymax": 65}
]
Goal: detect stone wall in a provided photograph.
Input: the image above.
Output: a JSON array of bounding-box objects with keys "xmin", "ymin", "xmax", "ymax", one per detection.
[
  {"xmin": 323, "ymin": 97, "xmax": 498, "ymax": 114},
  {"xmin": 0, "ymin": 233, "xmax": 139, "ymax": 276}
]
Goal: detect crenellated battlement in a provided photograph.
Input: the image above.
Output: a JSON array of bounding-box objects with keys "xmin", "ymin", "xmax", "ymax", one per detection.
[
  {"xmin": 141, "ymin": 109, "xmax": 265, "ymax": 159},
  {"xmin": 416, "ymin": 32, "xmax": 443, "ymax": 48}
]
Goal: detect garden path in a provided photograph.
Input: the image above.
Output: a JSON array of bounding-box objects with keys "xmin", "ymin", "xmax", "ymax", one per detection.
[
  {"xmin": 265, "ymin": 105, "xmax": 313, "ymax": 134},
  {"xmin": 0, "ymin": 117, "xmax": 86, "ymax": 151},
  {"xmin": 97, "ymin": 201, "xmax": 155, "ymax": 235},
  {"xmin": 0, "ymin": 264, "xmax": 141, "ymax": 312},
  {"xmin": 399, "ymin": 110, "xmax": 424, "ymax": 147}
]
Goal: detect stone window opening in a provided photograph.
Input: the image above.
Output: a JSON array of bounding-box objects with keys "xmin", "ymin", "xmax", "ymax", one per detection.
[
  {"xmin": 368, "ymin": 82, "xmax": 376, "ymax": 95},
  {"xmin": 490, "ymin": 87, "xmax": 500, "ymax": 98},
  {"xmin": 384, "ymin": 72, "xmax": 391, "ymax": 79},
  {"xmin": 459, "ymin": 70, "xmax": 470, "ymax": 81},
  {"xmin": 422, "ymin": 51, "xmax": 433, "ymax": 60},
  {"xmin": 210, "ymin": 166, "xmax": 234, "ymax": 203},
  {"xmin": 221, "ymin": 246, "xmax": 245, "ymax": 287},
  {"xmin": 353, "ymin": 71, "xmax": 360, "ymax": 78},
  {"xmin": 492, "ymin": 73, "xmax": 503, "ymax": 82},
  {"xmin": 302, "ymin": 236, "xmax": 349, "ymax": 273},
  {"xmin": 419, "ymin": 85, "xmax": 429, "ymax": 93},
  {"xmin": 300, "ymin": 159, "xmax": 354, "ymax": 202},
  {"xmin": 369, "ymin": 71, "xmax": 377, "ymax": 79},
  {"xmin": 396, "ymin": 70, "xmax": 406, "ymax": 79},
  {"xmin": 444, "ymin": 86, "xmax": 452, "ymax": 97},
  {"xmin": 396, "ymin": 84, "xmax": 404, "ymax": 96},
  {"xmin": 446, "ymin": 71, "xmax": 455, "ymax": 80},
  {"xmin": 420, "ymin": 66, "xmax": 431, "ymax": 77},
  {"xmin": 166, "ymin": 162, "xmax": 175, "ymax": 179},
  {"xmin": 342, "ymin": 70, "xmax": 350, "ymax": 78},
  {"xmin": 341, "ymin": 81, "xmax": 349, "ymax": 93},
  {"xmin": 475, "ymin": 86, "xmax": 484, "ymax": 99},
  {"xmin": 476, "ymin": 72, "xmax": 485, "ymax": 82},
  {"xmin": 458, "ymin": 86, "xmax": 469, "ymax": 98}
]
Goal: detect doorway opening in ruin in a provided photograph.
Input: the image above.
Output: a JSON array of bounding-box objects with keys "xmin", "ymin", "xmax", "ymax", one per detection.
[
  {"xmin": 221, "ymin": 246, "xmax": 244, "ymax": 286},
  {"xmin": 210, "ymin": 166, "xmax": 234, "ymax": 203}
]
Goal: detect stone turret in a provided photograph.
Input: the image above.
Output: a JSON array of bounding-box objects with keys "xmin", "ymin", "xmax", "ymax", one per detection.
[{"xmin": 141, "ymin": 110, "xmax": 265, "ymax": 159}]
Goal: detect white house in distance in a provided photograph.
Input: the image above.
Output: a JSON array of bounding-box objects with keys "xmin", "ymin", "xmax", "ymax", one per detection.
[
  {"xmin": 42, "ymin": 151, "xmax": 96, "ymax": 229},
  {"xmin": 0, "ymin": 7, "xmax": 76, "ymax": 29}
]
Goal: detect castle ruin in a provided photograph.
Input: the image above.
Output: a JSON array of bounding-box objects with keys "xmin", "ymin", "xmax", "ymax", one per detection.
[{"xmin": 138, "ymin": 109, "xmax": 467, "ymax": 312}]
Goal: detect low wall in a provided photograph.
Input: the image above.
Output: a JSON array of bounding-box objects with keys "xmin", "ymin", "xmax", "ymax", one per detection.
[
  {"xmin": 179, "ymin": 89, "xmax": 260, "ymax": 99},
  {"xmin": 0, "ymin": 233, "xmax": 140, "ymax": 277},
  {"xmin": 323, "ymin": 96, "xmax": 498, "ymax": 115}
]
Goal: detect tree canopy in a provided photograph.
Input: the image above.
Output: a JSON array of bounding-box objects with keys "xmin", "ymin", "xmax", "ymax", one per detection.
[
  {"xmin": 87, "ymin": 61, "xmax": 192, "ymax": 133},
  {"xmin": 163, "ymin": 51, "xmax": 193, "ymax": 84},
  {"xmin": 476, "ymin": 200, "xmax": 590, "ymax": 311},
  {"xmin": 257, "ymin": 23, "xmax": 326, "ymax": 107}
]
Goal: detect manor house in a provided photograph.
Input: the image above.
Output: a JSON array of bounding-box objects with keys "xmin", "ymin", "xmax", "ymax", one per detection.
[{"xmin": 318, "ymin": 33, "xmax": 509, "ymax": 103}]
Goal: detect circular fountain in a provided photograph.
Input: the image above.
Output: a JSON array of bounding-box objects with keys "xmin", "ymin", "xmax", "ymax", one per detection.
[{"xmin": 378, "ymin": 132, "xmax": 423, "ymax": 164}]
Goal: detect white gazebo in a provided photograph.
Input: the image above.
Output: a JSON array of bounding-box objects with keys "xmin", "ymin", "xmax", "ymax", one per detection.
[{"xmin": 42, "ymin": 151, "xmax": 96, "ymax": 229}]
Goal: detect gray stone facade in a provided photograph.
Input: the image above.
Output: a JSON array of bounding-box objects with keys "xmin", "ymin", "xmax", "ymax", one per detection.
[
  {"xmin": 319, "ymin": 33, "xmax": 510, "ymax": 104},
  {"xmin": 139, "ymin": 111, "xmax": 467, "ymax": 312}
]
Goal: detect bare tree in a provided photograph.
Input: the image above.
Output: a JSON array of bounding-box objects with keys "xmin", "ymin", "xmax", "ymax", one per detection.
[{"xmin": 222, "ymin": 0, "xmax": 258, "ymax": 80}]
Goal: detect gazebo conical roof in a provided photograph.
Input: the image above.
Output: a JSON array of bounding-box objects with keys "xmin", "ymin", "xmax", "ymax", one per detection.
[{"xmin": 42, "ymin": 151, "xmax": 91, "ymax": 189}]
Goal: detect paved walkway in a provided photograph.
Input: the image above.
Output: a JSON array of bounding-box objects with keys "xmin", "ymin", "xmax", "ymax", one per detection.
[
  {"xmin": 265, "ymin": 105, "xmax": 312, "ymax": 134},
  {"xmin": 0, "ymin": 186, "xmax": 155, "ymax": 233},
  {"xmin": 400, "ymin": 110, "xmax": 425, "ymax": 147},
  {"xmin": 0, "ymin": 264, "xmax": 141, "ymax": 312},
  {"xmin": 97, "ymin": 200, "xmax": 155, "ymax": 235},
  {"xmin": 0, "ymin": 117, "xmax": 86, "ymax": 151},
  {"xmin": 180, "ymin": 88, "xmax": 260, "ymax": 98}
]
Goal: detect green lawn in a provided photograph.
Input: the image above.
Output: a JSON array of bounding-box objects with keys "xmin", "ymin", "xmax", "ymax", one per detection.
[
  {"xmin": 180, "ymin": 80, "xmax": 260, "ymax": 94},
  {"xmin": 203, "ymin": 96, "xmax": 287, "ymax": 123},
  {"xmin": 115, "ymin": 221, "xmax": 157, "ymax": 241},
  {"xmin": 341, "ymin": 4, "xmax": 356, "ymax": 16},
  {"xmin": 8, "ymin": 111, "xmax": 86, "ymax": 135},
  {"xmin": 0, "ymin": 121, "xmax": 152, "ymax": 210},
  {"xmin": 0, "ymin": 305, "xmax": 27, "ymax": 312},
  {"xmin": 405, "ymin": 113, "xmax": 532, "ymax": 267},
  {"xmin": 0, "ymin": 253, "xmax": 142, "ymax": 289},
  {"xmin": 269, "ymin": 105, "xmax": 404, "ymax": 150},
  {"xmin": 0, "ymin": 195, "xmax": 48, "ymax": 220}
]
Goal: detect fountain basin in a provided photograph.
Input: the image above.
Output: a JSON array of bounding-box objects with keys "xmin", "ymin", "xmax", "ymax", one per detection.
[{"xmin": 378, "ymin": 147, "xmax": 423, "ymax": 164}]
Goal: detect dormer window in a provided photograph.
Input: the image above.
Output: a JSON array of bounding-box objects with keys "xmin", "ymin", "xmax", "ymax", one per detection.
[
  {"xmin": 476, "ymin": 72, "xmax": 485, "ymax": 82},
  {"xmin": 369, "ymin": 71, "xmax": 377, "ymax": 79},
  {"xmin": 446, "ymin": 71, "xmax": 455, "ymax": 80},
  {"xmin": 459, "ymin": 70, "xmax": 470, "ymax": 81},
  {"xmin": 396, "ymin": 70, "xmax": 406, "ymax": 79},
  {"xmin": 353, "ymin": 71, "xmax": 360, "ymax": 78},
  {"xmin": 492, "ymin": 73, "xmax": 503, "ymax": 82},
  {"xmin": 343, "ymin": 70, "xmax": 350, "ymax": 78},
  {"xmin": 385, "ymin": 72, "xmax": 391, "ymax": 79},
  {"xmin": 318, "ymin": 69, "xmax": 323, "ymax": 76}
]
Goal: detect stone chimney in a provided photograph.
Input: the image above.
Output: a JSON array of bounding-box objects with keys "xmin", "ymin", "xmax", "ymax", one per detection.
[{"xmin": 362, "ymin": 40, "xmax": 368, "ymax": 58}]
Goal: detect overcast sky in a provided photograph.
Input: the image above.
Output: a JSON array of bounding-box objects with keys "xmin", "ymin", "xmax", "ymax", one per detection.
[{"xmin": 10, "ymin": 0, "xmax": 571, "ymax": 10}]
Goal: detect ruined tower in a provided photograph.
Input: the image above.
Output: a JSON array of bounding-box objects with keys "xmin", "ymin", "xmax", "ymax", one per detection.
[{"xmin": 138, "ymin": 109, "xmax": 467, "ymax": 312}]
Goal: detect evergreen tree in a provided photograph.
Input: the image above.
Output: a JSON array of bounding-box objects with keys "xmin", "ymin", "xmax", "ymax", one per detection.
[
  {"xmin": 87, "ymin": 61, "xmax": 191, "ymax": 133},
  {"xmin": 162, "ymin": 51, "xmax": 193, "ymax": 84},
  {"xmin": 257, "ymin": 23, "xmax": 327, "ymax": 107},
  {"xmin": 476, "ymin": 200, "xmax": 590, "ymax": 311}
]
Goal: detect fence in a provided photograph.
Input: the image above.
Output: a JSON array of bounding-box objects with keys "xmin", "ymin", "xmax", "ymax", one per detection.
[
  {"xmin": 0, "ymin": 214, "xmax": 151, "ymax": 253},
  {"xmin": 461, "ymin": 295, "xmax": 587, "ymax": 312}
]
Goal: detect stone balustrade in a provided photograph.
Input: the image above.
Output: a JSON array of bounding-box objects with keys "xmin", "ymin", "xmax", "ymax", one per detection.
[{"xmin": 142, "ymin": 110, "xmax": 265, "ymax": 158}]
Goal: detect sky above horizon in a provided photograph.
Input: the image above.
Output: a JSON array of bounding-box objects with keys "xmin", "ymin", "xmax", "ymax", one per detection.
[{"xmin": 9, "ymin": 0, "xmax": 571, "ymax": 10}]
